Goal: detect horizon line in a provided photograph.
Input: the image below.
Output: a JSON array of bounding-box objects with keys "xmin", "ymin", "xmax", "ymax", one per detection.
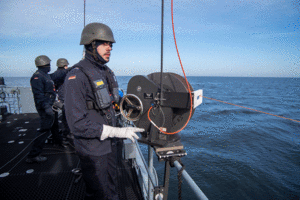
[{"xmin": 1, "ymin": 75, "xmax": 299, "ymax": 78}]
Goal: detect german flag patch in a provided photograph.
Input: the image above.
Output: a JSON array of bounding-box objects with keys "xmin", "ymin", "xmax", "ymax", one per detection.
[
  {"xmin": 34, "ymin": 77, "xmax": 38, "ymax": 79},
  {"xmin": 68, "ymin": 75, "xmax": 76, "ymax": 80}
]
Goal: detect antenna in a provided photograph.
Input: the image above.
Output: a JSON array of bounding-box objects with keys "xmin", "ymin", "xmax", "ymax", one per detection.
[
  {"xmin": 160, "ymin": 0, "xmax": 164, "ymax": 106},
  {"xmin": 82, "ymin": 0, "xmax": 86, "ymax": 59},
  {"xmin": 84, "ymin": 0, "xmax": 86, "ymax": 27}
]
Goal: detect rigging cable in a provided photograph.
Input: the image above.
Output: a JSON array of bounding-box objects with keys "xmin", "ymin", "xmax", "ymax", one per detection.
[{"xmin": 147, "ymin": 0, "xmax": 193, "ymax": 135}]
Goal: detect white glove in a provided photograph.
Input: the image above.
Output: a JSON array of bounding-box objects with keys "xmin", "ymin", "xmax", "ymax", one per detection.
[{"xmin": 101, "ymin": 125, "xmax": 144, "ymax": 142}]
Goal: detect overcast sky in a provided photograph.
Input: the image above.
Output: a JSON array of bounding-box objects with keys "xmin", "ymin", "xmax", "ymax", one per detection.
[{"xmin": 0, "ymin": 0, "xmax": 299, "ymax": 77}]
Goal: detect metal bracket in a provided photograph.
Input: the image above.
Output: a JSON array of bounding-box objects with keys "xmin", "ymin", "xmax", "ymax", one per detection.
[
  {"xmin": 155, "ymin": 146, "xmax": 187, "ymax": 161},
  {"xmin": 154, "ymin": 186, "xmax": 164, "ymax": 200}
]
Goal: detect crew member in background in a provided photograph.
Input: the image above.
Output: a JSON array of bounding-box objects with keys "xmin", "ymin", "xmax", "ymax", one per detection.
[
  {"xmin": 51, "ymin": 58, "xmax": 71, "ymax": 143},
  {"xmin": 26, "ymin": 55, "xmax": 56, "ymax": 163},
  {"xmin": 64, "ymin": 22, "xmax": 144, "ymax": 200}
]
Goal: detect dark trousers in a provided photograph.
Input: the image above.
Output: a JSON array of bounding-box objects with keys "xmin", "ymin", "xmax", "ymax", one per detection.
[
  {"xmin": 61, "ymin": 106, "xmax": 70, "ymax": 136},
  {"xmin": 51, "ymin": 111, "xmax": 63, "ymax": 144},
  {"xmin": 28, "ymin": 109, "xmax": 54, "ymax": 158},
  {"xmin": 78, "ymin": 143, "xmax": 119, "ymax": 200}
]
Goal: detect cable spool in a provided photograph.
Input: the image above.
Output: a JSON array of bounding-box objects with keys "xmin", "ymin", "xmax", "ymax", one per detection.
[{"xmin": 120, "ymin": 72, "xmax": 196, "ymax": 147}]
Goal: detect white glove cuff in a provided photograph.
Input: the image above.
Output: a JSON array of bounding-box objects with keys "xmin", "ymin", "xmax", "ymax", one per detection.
[{"xmin": 100, "ymin": 124, "xmax": 111, "ymax": 141}]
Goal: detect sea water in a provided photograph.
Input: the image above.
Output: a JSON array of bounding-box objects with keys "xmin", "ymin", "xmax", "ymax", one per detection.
[{"xmin": 3, "ymin": 76, "xmax": 300, "ymax": 199}]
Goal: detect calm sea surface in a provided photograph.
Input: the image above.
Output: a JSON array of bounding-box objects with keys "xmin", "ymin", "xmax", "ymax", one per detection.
[{"xmin": 3, "ymin": 76, "xmax": 300, "ymax": 200}]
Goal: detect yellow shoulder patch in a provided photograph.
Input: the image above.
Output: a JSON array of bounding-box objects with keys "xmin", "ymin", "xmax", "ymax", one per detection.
[
  {"xmin": 68, "ymin": 75, "xmax": 76, "ymax": 80},
  {"xmin": 96, "ymin": 81, "xmax": 104, "ymax": 86}
]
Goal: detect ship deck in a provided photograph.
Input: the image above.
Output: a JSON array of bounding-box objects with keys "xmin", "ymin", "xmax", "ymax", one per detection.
[{"xmin": 0, "ymin": 113, "xmax": 143, "ymax": 200}]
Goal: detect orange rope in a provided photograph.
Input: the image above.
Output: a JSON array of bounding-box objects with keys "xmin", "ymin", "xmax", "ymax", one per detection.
[
  {"xmin": 147, "ymin": 0, "xmax": 193, "ymax": 135},
  {"xmin": 202, "ymin": 96, "xmax": 300, "ymax": 123}
]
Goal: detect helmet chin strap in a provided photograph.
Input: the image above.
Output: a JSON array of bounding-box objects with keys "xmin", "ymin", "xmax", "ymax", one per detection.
[
  {"xmin": 91, "ymin": 41, "xmax": 99, "ymax": 61},
  {"xmin": 85, "ymin": 41, "xmax": 108, "ymax": 65}
]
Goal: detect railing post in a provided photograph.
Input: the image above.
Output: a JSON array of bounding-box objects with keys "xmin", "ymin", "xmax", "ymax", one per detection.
[
  {"xmin": 148, "ymin": 145, "xmax": 154, "ymax": 200},
  {"xmin": 16, "ymin": 87, "xmax": 20, "ymax": 114}
]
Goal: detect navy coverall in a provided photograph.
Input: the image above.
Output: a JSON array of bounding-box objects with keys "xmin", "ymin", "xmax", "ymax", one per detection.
[
  {"xmin": 28, "ymin": 68, "xmax": 56, "ymax": 158},
  {"xmin": 64, "ymin": 53, "xmax": 119, "ymax": 200}
]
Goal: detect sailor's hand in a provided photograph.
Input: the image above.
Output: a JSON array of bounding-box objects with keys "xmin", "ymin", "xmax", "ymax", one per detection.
[{"xmin": 100, "ymin": 125, "xmax": 144, "ymax": 142}]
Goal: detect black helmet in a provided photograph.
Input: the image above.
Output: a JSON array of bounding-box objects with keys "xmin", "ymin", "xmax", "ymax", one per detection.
[
  {"xmin": 35, "ymin": 55, "xmax": 51, "ymax": 67},
  {"xmin": 80, "ymin": 22, "xmax": 116, "ymax": 45},
  {"xmin": 56, "ymin": 58, "xmax": 69, "ymax": 68}
]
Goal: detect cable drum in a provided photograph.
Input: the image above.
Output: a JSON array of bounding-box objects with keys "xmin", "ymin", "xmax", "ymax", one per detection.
[
  {"xmin": 148, "ymin": 72, "xmax": 195, "ymax": 131},
  {"xmin": 121, "ymin": 72, "xmax": 195, "ymax": 145}
]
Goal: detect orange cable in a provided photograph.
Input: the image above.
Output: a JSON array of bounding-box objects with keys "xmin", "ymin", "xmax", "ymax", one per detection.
[
  {"xmin": 147, "ymin": 0, "xmax": 193, "ymax": 135},
  {"xmin": 202, "ymin": 96, "xmax": 300, "ymax": 123}
]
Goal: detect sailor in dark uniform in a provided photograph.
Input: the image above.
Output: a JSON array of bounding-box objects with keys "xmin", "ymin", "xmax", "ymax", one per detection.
[
  {"xmin": 64, "ymin": 22, "xmax": 144, "ymax": 200},
  {"xmin": 26, "ymin": 55, "xmax": 56, "ymax": 163},
  {"xmin": 50, "ymin": 58, "xmax": 71, "ymax": 142}
]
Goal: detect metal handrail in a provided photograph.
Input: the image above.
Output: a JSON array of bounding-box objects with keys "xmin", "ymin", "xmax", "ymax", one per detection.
[
  {"xmin": 135, "ymin": 140, "xmax": 158, "ymax": 187},
  {"xmin": 134, "ymin": 139, "xmax": 158, "ymax": 200},
  {"xmin": 173, "ymin": 161, "xmax": 209, "ymax": 200},
  {"xmin": 0, "ymin": 86, "xmax": 21, "ymax": 114}
]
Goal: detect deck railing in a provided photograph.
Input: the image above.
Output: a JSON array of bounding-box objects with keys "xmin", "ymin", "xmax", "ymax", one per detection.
[
  {"xmin": 0, "ymin": 86, "xmax": 38, "ymax": 117},
  {"xmin": 173, "ymin": 161, "xmax": 209, "ymax": 200},
  {"xmin": 131, "ymin": 137, "xmax": 209, "ymax": 200},
  {"xmin": 0, "ymin": 86, "xmax": 21, "ymax": 115}
]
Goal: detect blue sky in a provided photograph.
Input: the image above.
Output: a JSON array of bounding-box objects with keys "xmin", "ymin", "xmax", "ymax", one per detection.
[{"xmin": 0, "ymin": 0, "xmax": 299, "ymax": 77}]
